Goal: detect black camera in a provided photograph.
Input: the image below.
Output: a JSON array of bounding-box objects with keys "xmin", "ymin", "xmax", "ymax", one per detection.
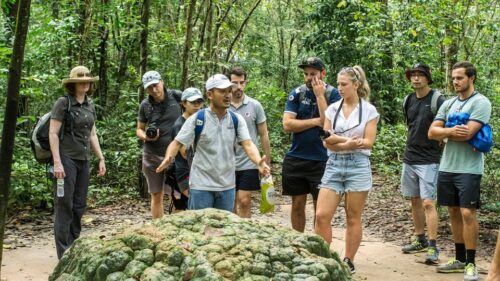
[
  {"xmin": 319, "ymin": 129, "xmax": 331, "ymax": 140},
  {"xmin": 146, "ymin": 123, "xmax": 158, "ymax": 139}
]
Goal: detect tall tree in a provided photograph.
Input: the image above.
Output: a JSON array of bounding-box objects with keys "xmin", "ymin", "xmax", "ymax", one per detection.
[
  {"xmin": 181, "ymin": 0, "xmax": 197, "ymax": 89},
  {"xmin": 0, "ymin": 0, "xmax": 31, "ymax": 276}
]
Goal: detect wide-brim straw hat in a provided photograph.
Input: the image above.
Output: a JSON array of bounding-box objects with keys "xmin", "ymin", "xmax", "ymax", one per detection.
[{"xmin": 62, "ymin": 66, "xmax": 99, "ymax": 84}]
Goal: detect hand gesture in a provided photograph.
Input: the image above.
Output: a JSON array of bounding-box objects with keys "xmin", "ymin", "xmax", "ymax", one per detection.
[
  {"xmin": 156, "ymin": 156, "xmax": 174, "ymax": 173},
  {"xmin": 258, "ymin": 155, "xmax": 271, "ymax": 177},
  {"xmin": 97, "ymin": 159, "xmax": 106, "ymax": 177},
  {"xmin": 450, "ymin": 124, "xmax": 469, "ymax": 138},
  {"xmin": 311, "ymin": 76, "xmax": 326, "ymax": 98},
  {"xmin": 53, "ymin": 162, "xmax": 66, "ymax": 179}
]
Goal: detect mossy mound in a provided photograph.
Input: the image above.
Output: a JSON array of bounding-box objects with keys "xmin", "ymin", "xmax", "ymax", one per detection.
[{"xmin": 50, "ymin": 208, "xmax": 351, "ymax": 281}]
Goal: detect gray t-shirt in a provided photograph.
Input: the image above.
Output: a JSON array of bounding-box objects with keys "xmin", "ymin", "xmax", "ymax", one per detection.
[
  {"xmin": 137, "ymin": 89, "xmax": 182, "ymax": 156},
  {"xmin": 230, "ymin": 95, "xmax": 266, "ymax": 171},
  {"xmin": 175, "ymin": 108, "xmax": 251, "ymax": 191},
  {"xmin": 434, "ymin": 92, "xmax": 491, "ymax": 174}
]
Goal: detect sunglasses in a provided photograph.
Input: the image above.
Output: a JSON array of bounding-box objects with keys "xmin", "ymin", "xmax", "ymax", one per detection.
[{"xmin": 340, "ymin": 67, "xmax": 360, "ymax": 81}]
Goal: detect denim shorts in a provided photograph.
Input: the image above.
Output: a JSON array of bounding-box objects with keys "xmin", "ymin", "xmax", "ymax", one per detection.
[
  {"xmin": 188, "ymin": 189, "xmax": 235, "ymax": 211},
  {"xmin": 320, "ymin": 153, "xmax": 372, "ymax": 194},
  {"xmin": 400, "ymin": 163, "xmax": 438, "ymax": 200}
]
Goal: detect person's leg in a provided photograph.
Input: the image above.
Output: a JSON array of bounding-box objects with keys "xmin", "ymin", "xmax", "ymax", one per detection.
[
  {"xmin": 411, "ymin": 197, "xmax": 426, "ymax": 237},
  {"xmin": 461, "ymin": 207, "xmax": 478, "ymax": 260},
  {"xmin": 291, "ymin": 195, "xmax": 307, "ymax": 232},
  {"xmin": 486, "ymin": 230, "xmax": 500, "ymax": 281},
  {"xmin": 236, "ymin": 190, "xmax": 252, "ymax": 218},
  {"xmin": 314, "ymin": 188, "xmax": 342, "ymax": 244},
  {"xmin": 69, "ymin": 159, "xmax": 90, "ymax": 244},
  {"xmin": 150, "ymin": 192, "xmax": 164, "ymax": 218},
  {"xmin": 423, "ymin": 199, "xmax": 438, "ymax": 241},
  {"xmin": 344, "ymin": 191, "xmax": 368, "ymax": 261},
  {"xmin": 213, "ymin": 189, "xmax": 236, "ymax": 211},
  {"xmin": 401, "ymin": 163, "xmax": 426, "ymax": 243},
  {"xmin": 235, "ymin": 169, "xmax": 260, "ymax": 218},
  {"xmin": 282, "ymin": 156, "xmax": 312, "ymax": 232},
  {"xmin": 54, "ymin": 155, "xmax": 77, "ymax": 259},
  {"xmin": 188, "ymin": 190, "xmax": 215, "ymax": 210}
]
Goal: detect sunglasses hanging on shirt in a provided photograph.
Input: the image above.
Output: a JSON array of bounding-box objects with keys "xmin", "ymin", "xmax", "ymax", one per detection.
[{"xmin": 332, "ymin": 98, "xmax": 363, "ymax": 134}]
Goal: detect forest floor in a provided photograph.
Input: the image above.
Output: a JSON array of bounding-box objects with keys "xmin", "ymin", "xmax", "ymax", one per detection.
[{"xmin": 2, "ymin": 173, "xmax": 497, "ymax": 280}]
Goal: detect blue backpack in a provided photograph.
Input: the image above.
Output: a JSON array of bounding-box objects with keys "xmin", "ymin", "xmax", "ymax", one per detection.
[{"xmin": 193, "ymin": 109, "xmax": 239, "ymax": 152}]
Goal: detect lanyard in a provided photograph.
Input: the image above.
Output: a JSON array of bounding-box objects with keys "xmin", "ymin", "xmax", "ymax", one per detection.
[{"xmin": 332, "ymin": 98, "xmax": 363, "ymax": 134}]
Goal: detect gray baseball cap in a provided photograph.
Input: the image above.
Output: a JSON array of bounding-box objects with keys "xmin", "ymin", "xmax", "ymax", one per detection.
[
  {"xmin": 181, "ymin": 87, "xmax": 204, "ymax": 102},
  {"xmin": 142, "ymin": 71, "xmax": 161, "ymax": 89},
  {"xmin": 205, "ymin": 74, "xmax": 234, "ymax": 91}
]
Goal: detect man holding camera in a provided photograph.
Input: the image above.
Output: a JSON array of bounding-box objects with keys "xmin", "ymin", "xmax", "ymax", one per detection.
[{"xmin": 136, "ymin": 70, "xmax": 182, "ymax": 218}]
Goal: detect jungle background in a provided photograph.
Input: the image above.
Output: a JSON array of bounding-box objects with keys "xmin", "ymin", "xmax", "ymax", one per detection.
[{"xmin": 0, "ymin": 0, "xmax": 498, "ymax": 227}]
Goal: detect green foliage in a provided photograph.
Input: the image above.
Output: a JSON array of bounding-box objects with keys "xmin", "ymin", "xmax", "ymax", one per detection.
[{"xmin": 1, "ymin": 0, "xmax": 498, "ymax": 211}]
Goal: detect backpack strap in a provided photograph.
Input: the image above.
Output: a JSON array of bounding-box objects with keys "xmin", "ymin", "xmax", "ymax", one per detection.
[
  {"xmin": 62, "ymin": 95, "xmax": 75, "ymax": 142},
  {"xmin": 193, "ymin": 109, "xmax": 206, "ymax": 152},
  {"xmin": 430, "ymin": 90, "xmax": 442, "ymax": 115},
  {"xmin": 193, "ymin": 109, "xmax": 239, "ymax": 152},
  {"xmin": 402, "ymin": 94, "xmax": 410, "ymax": 124},
  {"xmin": 228, "ymin": 111, "xmax": 239, "ymax": 141},
  {"xmin": 298, "ymin": 84, "xmax": 334, "ymax": 103}
]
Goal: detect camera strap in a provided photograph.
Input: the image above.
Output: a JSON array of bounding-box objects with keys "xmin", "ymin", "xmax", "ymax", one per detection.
[{"xmin": 332, "ymin": 98, "xmax": 362, "ymax": 134}]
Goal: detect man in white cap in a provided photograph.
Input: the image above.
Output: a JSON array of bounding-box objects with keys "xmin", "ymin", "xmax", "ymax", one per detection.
[
  {"xmin": 136, "ymin": 70, "xmax": 182, "ymax": 218},
  {"xmin": 156, "ymin": 74, "xmax": 270, "ymax": 211}
]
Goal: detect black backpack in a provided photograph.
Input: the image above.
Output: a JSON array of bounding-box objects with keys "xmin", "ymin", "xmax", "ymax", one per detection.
[{"xmin": 30, "ymin": 95, "xmax": 73, "ymax": 163}]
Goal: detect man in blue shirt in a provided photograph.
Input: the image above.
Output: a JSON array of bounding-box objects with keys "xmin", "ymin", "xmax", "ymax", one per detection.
[{"xmin": 282, "ymin": 57, "xmax": 340, "ymax": 232}]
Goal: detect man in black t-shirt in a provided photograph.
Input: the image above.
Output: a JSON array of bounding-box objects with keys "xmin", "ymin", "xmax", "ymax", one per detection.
[{"xmin": 400, "ymin": 63, "xmax": 445, "ymax": 264}]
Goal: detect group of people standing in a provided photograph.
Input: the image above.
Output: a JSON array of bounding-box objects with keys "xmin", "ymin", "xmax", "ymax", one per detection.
[{"xmin": 47, "ymin": 57, "xmax": 495, "ymax": 281}]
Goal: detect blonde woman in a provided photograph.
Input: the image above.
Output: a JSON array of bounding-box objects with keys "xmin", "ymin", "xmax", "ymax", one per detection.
[
  {"xmin": 314, "ymin": 66, "xmax": 379, "ymax": 273},
  {"xmin": 49, "ymin": 66, "xmax": 106, "ymax": 259}
]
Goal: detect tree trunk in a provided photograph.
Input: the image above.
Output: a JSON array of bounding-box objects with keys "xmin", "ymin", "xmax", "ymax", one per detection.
[
  {"xmin": 0, "ymin": 0, "xmax": 32, "ymax": 277},
  {"xmin": 203, "ymin": 1, "xmax": 213, "ymax": 81},
  {"xmin": 224, "ymin": 0, "xmax": 262, "ymax": 63},
  {"xmin": 138, "ymin": 0, "xmax": 151, "ymax": 198},
  {"xmin": 181, "ymin": 0, "xmax": 197, "ymax": 89},
  {"xmin": 97, "ymin": 0, "xmax": 109, "ymax": 117},
  {"xmin": 139, "ymin": 0, "xmax": 150, "ymax": 102}
]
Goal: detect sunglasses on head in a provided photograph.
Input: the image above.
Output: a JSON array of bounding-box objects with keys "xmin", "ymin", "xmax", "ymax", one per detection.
[{"xmin": 340, "ymin": 67, "xmax": 360, "ymax": 81}]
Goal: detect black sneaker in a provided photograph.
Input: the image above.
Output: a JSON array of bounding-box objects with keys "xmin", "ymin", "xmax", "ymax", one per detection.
[{"xmin": 343, "ymin": 257, "xmax": 355, "ymax": 274}]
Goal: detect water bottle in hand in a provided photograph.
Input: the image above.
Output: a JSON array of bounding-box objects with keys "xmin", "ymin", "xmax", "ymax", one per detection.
[{"xmin": 57, "ymin": 178, "xmax": 64, "ymax": 197}]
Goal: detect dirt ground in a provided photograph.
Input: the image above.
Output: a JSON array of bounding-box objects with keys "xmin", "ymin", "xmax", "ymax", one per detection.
[{"xmin": 1, "ymin": 200, "xmax": 492, "ymax": 281}]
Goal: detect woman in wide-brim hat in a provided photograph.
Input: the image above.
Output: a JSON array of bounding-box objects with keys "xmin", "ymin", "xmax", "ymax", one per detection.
[{"xmin": 49, "ymin": 65, "xmax": 106, "ymax": 259}]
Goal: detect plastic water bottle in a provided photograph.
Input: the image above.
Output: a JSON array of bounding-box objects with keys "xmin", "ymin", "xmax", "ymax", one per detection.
[{"xmin": 57, "ymin": 178, "xmax": 64, "ymax": 197}]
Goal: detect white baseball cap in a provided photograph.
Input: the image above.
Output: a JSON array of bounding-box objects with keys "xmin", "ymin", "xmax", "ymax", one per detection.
[
  {"xmin": 181, "ymin": 87, "xmax": 204, "ymax": 102},
  {"xmin": 205, "ymin": 74, "xmax": 234, "ymax": 91},
  {"xmin": 142, "ymin": 71, "xmax": 161, "ymax": 89}
]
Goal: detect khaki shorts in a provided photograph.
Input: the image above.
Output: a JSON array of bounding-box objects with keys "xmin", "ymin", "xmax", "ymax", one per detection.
[{"xmin": 142, "ymin": 152, "xmax": 171, "ymax": 194}]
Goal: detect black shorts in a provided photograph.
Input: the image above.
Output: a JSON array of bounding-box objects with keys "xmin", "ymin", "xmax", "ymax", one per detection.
[
  {"xmin": 281, "ymin": 155, "xmax": 326, "ymax": 200},
  {"xmin": 437, "ymin": 172, "xmax": 482, "ymax": 209},
  {"xmin": 235, "ymin": 169, "xmax": 260, "ymax": 191}
]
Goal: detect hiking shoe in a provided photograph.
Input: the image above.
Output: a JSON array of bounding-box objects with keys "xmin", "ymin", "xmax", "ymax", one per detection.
[
  {"xmin": 402, "ymin": 239, "xmax": 428, "ymax": 253},
  {"xmin": 425, "ymin": 247, "xmax": 439, "ymax": 264},
  {"xmin": 463, "ymin": 263, "xmax": 479, "ymax": 281},
  {"xmin": 436, "ymin": 258, "xmax": 466, "ymax": 273},
  {"xmin": 343, "ymin": 257, "xmax": 355, "ymax": 274}
]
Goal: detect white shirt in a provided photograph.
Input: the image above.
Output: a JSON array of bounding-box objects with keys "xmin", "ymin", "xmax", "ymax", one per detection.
[{"xmin": 325, "ymin": 98, "xmax": 379, "ymax": 156}]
